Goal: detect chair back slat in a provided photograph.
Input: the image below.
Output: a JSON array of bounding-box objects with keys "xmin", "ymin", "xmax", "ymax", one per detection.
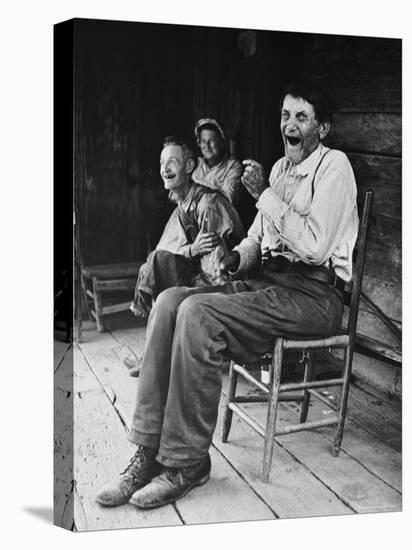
[{"xmin": 346, "ymin": 190, "xmax": 374, "ymax": 338}]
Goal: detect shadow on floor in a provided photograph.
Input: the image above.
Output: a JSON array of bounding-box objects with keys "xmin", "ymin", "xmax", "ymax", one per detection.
[{"xmin": 22, "ymin": 506, "xmax": 53, "ymax": 524}]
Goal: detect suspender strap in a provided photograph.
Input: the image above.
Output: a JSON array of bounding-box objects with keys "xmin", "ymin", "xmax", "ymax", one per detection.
[{"xmin": 311, "ymin": 149, "xmax": 331, "ymax": 200}]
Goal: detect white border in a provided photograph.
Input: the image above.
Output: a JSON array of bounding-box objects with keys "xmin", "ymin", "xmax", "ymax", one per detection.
[{"xmin": 0, "ymin": 1, "xmax": 409, "ymax": 548}]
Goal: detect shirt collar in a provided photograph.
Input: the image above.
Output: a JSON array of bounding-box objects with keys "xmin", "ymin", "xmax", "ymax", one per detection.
[
  {"xmin": 286, "ymin": 143, "xmax": 327, "ymax": 176},
  {"xmin": 181, "ymin": 181, "xmax": 196, "ymax": 206}
]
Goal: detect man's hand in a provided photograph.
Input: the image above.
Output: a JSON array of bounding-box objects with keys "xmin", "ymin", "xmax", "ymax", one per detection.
[
  {"xmin": 190, "ymin": 232, "xmax": 220, "ymax": 257},
  {"xmin": 241, "ymin": 160, "xmax": 268, "ymax": 200},
  {"xmin": 219, "ymin": 251, "xmax": 240, "ymax": 273}
]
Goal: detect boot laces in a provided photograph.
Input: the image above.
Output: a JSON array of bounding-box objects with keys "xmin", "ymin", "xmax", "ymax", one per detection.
[{"xmin": 121, "ymin": 446, "xmax": 147, "ymax": 479}]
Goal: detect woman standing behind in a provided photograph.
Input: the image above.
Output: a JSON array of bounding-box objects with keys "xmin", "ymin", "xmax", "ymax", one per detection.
[{"xmin": 192, "ymin": 118, "xmax": 243, "ymax": 206}]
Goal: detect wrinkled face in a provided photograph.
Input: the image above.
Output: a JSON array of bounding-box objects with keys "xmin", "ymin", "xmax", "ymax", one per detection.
[
  {"xmin": 198, "ymin": 128, "xmax": 224, "ymax": 165},
  {"xmin": 280, "ymin": 94, "xmax": 329, "ymax": 164},
  {"xmin": 160, "ymin": 144, "xmax": 190, "ymax": 190}
]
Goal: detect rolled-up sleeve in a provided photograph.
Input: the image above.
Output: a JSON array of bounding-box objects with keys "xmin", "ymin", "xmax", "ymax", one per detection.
[{"xmin": 232, "ymin": 212, "xmax": 263, "ymax": 274}]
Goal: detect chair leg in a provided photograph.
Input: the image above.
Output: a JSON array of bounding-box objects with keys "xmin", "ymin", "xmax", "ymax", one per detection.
[
  {"xmin": 222, "ymin": 361, "xmax": 238, "ymax": 442},
  {"xmin": 333, "ymin": 345, "xmax": 353, "ymax": 456},
  {"xmin": 262, "ymin": 339, "xmax": 283, "ymax": 482},
  {"xmin": 299, "ymin": 352, "xmax": 313, "ymax": 423},
  {"xmin": 93, "ymin": 277, "xmax": 105, "ymax": 333}
]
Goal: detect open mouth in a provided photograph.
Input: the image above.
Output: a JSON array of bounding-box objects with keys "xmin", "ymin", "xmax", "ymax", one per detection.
[{"xmin": 286, "ymin": 136, "xmax": 302, "ymax": 147}]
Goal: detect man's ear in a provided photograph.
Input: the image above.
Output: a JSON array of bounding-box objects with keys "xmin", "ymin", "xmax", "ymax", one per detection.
[
  {"xmin": 185, "ymin": 158, "xmax": 195, "ymax": 174},
  {"xmin": 319, "ymin": 121, "xmax": 331, "ymax": 140}
]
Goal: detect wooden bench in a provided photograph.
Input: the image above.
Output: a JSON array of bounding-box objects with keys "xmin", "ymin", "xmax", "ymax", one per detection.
[
  {"xmin": 355, "ymin": 290, "xmax": 402, "ymax": 368},
  {"xmin": 81, "ymin": 262, "xmax": 144, "ymax": 332},
  {"xmin": 353, "ymin": 332, "xmax": 401, "ymax": 367}
]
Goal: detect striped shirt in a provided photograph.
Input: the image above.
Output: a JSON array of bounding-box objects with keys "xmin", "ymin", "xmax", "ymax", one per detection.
[{"xmin": 235, "ymin": 144, "xmax": 359, "ymax": 282}]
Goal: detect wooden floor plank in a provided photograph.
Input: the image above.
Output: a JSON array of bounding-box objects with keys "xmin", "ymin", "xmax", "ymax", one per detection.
[
  {"xmin": 73, "ymin": 388, "xmax": 181, "ymax": 531},
  {"xmin": 176, "ymin": 445, "xmax": 276, "ymax": 524},
  {"xmin": 54, "ymin": 345, "xmax": 73, "ymax": 392},
  {"xmin": 60, "ymin": 488, "xmax": 75, "ymax": 531},
  {"xmin": 214, "ymin": 404, "xmax": 353, "ymax": 518},
  {"xmin": 79, "ymin": 328, "xmax": 279, "ymax": 526},
  {"xmin": 110, "ymin": 325, "xmax": 147, "ymax": 359},
  {"xmin": 78, "ymin": 338, "xmax": 138, "ymax": 423},
  {"xmin": 72, "ymin": 323, "xmax": 402, "ymax": 528},
  {"xmin": 54, "ymin": 386, "xmax": 73, "ymax": 529},
  {"xmin": 74, "ymin": 330, "xmax": 181, "ymax": 531},
  {"xmin": 285, "ymin": 397, "xmax": 402, "ymax": 492},
  {"xmin": 55, "ymin": 344, "xmax": 104, "ymax": 394},
  {"xmin": 340, "ymin": 385, "xmax": 401, "ymax": 451},
  {"xmin": 54, "ymin": 339, "xmax": 70, "ymax": 371},
  {"xmin": 222, "ymin": 372, "xmax": 402, "ymax": 493},
  {"xmin": 73, "ymin": 346, "xmax": 103, "ymax": 393},
  {"xmin": 279, "ymin": 429, "xmax": 402, "ymax": 514},
  {"xmin": 309, "ymin": 351, "xmax": 401, "ymax": 449},
  {"xmin": 232, "ymin": 401, "xmax": 401, "ymax": 514}
]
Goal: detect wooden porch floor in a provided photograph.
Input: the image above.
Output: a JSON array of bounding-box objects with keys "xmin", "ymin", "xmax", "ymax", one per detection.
[{"xmin": 54, "ymin": 318, "xmax": 402, "ymax": 532}]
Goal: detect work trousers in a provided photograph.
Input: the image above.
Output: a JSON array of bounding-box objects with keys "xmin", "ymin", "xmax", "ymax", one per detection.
[
  {"xmin": 128, "ymin": 270, "xmax": 344, "ymax": 467},
  {"xmin": 132, "ymin": 249, "xmax": 198, "ymax": 313}
]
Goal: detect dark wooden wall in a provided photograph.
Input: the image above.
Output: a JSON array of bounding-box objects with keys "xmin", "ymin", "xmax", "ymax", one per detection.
[
  {"xmin": 74, "ymin": 20, "xmax": 198, "ymax": 265},
  {"xmin": 74, "ymin": 21, "xmax": 308, "ymax": 263}
]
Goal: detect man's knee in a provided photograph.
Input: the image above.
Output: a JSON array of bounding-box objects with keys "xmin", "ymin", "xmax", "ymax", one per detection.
[
  {"xmin": 147, "ymin": 249, "xmax": 174, "ymax": 264},
  {"xmin": 176, "ymin": 294, "xmax": 215, "ymax": 327},
  {"xmin": 155, "ymin": 286, "xmax": 191, "ymax": 314}
]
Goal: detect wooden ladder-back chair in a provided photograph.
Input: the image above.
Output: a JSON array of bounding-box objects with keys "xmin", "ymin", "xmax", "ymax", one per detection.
[{"xmin": 221, "ymin": 190, "xmax": 374, "ymax": 482}]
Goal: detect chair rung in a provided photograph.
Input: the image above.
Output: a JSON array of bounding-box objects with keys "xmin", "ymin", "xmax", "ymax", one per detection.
[
  {"xmin": 279, "ymin": 393, "xmax": 304, "ymax": 402},
  {"xmin": 280, "ymin": 378, "xmax": 344, "ymax": 392},
  {"xmin": 233, "ymin": 364, "xmax": 270, "ymax": 394},
  {"xmin": 95, "ymin": 278, "xmax": 136, "ymax": 291},
  {"xmin": 100, "ymin": 302, "xmax": 131, "ymax": 315},
  {"xmin": 228, "ymin": 402, "xmax": 338, "ymax": 439},
  {"xmin": 228, "ymin": 403, "xmax": 266, "ymax": 437},
  {"xmin": 308, "ymin": 389, "xmax": 338, "ymax": 409},
  {"xmin": 235, "ymin": 395, "xmax": 269, "ymax": 403},
  {"xmin": 283, "ymin": 334, "xmax": 349, "ymax": 350},
  {"xmin": 234, "ymin": 393, "xmax": 304, "ymax": 403},
  {"xmin": 274, "ymin": 417, "xmax": 338, "ymax": 436}
]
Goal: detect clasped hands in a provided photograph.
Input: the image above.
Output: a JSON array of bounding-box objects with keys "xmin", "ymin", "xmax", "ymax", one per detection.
[
  {"xmin": 190, "ymin": 232, "xmax": 240, "ymax": 273},
  {"xmin": 190, "ymin": 231, "xmax": 220, "ymax": 257}
]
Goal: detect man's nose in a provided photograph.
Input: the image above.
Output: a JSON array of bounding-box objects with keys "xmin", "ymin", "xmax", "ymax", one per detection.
[{"xmin": 285, "ymin": 117, "xmax": 298, "ymax": 129}]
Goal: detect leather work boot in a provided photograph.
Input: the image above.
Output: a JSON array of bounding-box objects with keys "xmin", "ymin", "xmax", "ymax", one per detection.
[
  {"xmin": 95, "ymin": 445, "xmax": 161, "ymax": 507},
  {"xmin": 129, "ymin": 300, "xmax": 150, "ymax": 321},
  {"xmin": 129, "ymin": 454, "xmax": 211, "ymax": 509},
  {"xmin": 123, "ymin": 354, "xmax": 141, "ymax": 377}
]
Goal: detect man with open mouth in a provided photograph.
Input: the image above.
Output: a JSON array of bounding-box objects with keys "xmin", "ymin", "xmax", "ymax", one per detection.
[{"xmin": 96, "ymin": 82, "xmax": 359, "ymax": 510}]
